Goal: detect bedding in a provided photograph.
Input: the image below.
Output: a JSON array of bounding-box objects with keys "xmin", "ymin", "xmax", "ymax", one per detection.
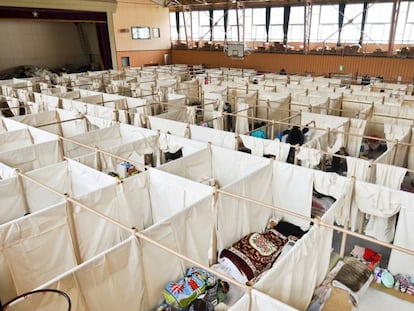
[
  {"xmin": 307, "ymin": 257, "xmax": 374, "ymax": 311},
  {"xmin": 312, "ymin": 191, "xmax": 336, "ymax": 218},
  {"xmin": 219, "ymin": 220, "xmax": 307, "ymax": 281}
]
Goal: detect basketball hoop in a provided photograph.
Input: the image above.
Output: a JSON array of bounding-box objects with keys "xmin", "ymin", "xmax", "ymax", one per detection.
[
  {"xmin": 227, "ymin": 42, "xmax": 245, "ymax": 61},
  {"xmin": 2, "ymin": 289, "xmax": 71, "ymax": 310}
]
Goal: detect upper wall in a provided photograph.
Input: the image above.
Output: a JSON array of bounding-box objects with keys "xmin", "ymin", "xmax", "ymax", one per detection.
[
  {"xmin": 113, "ymin": 0, "xmax": 170, "ymax": 52},
  {"xmin": 171, "ymin": 50, "xmax": 414, "ymax": 83}
]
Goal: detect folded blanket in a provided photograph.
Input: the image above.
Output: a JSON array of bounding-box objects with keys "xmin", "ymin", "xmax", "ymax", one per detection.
[
  {"xmin": 333, "ymin": 257, "xmax": 372, "ymax": 292},
  {"xmin": 220, "ymin": 230, "xmax": 287, "ymax": 280},
  {"xmin": 331, "ymin": 257, "xmax": 373, "ymax": 306}
]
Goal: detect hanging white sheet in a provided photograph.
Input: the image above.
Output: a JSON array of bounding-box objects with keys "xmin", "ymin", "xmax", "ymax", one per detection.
[
  {"xmin": 0, "ymin": 140, "xmax": 61, "ymax": 173},
  {"xmin": 353, "ymin": 181, "xmax": 403, "ymax": 242},
  {"xmin": 235, "ymin": 102, "xmax": 250, "ymax": 135},
  {"xmin": 240, "ymin": 134, "xmax": 265, "ymax": 156},
  {"xmin": 212, "ymin": 110, "xmax": 224, "ymax": 130},
  {"xmin": 148, "ymin": 168, "xmax": 214, "ymax": 224},
  {"xmin": 313, "ymin": 170, "xmax": 352, "ymax": 226},
  {"xmin": 346, "ymin": 119, "xmax": 367, "ymax": 157},
  {"xmin": 217, "ymin": 166, "xmax": 274, "ymax": 251},
  {"xmin": 0, "ymin": 129, "xmax": 33, "ymax": 152},
  {"xmin": 363, "ymin": 164, "xmax": 407, "ymax": 242},
  {"xmin": 256, "ymin": 92, "xmax": 290, "ymax": 122},
  {"xmin": 230, "ymin": 290, "xmax": 298, "ymax": 311},
  {"xmin": 409, "ymin": 128, "xmax": 414, "ymax": 177},
  {"xmin": 2, "ymin": 117, "xmax": 28, "ymax": 131},
  {"xmin": 0, "ymin": 204, "xmax": 75, "ymax": 300},
  {"xmin": 148, "ymin": 115, "xmax": 189, "ymax": 137},
  {"xmin": 388, "ymin": 191, "xmax": 414, "ymax": 276},
  {"xmin": 254, "ymin": 202, "xmax": 337, "ymax": 310},
  {"xmin": 272, "ymin": 161, "xmax": 314, "ymax": 230},
  {"xmin": 141, "ymin": 199, "xmax": 214, "ymax": 308},
  {"xmin": 0, "ymin": 162, "xmax": 16, "ymax": 180},
  {"xmin": 158, "ymin": 148, "xmax": 212, "ymax": 183},
  {"xmin": 0, "ymin": 177, "xmax": 27, "ymax": 224},
  {"xmin": 346, "ymin": 156, "xmax": 372, "ymax": 181},
  {"xmin": 190, "ymin": 124, "xmax": 237, "ymax": 149},
  {"xmin": 22, "ymin": 160, "xmax": 116, "ymax": 213},
  {"xmin": 296, "ymin": 147, "xmax": 322, "ymax": 169},
  {"xmin": 37, "ymin": 237, "xmax": 146, "ymax": 311},
  {"xmin": 211, "ymin": 145, "xmax": 271, "ymax": 188},
  {"xmin": 86, "ymin": 103, "xmax": 116, "ymax": 121}
]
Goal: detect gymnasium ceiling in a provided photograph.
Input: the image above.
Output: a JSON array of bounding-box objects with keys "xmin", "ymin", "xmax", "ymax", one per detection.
[{"xmin": 160, "ymin": 0, "xmax": 397, "ymax": 11}]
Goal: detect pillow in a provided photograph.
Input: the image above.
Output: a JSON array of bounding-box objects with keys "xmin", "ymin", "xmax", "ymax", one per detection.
[{"xmin": 271, "ymin": 220, "xmax": 308, "ymax": 239}]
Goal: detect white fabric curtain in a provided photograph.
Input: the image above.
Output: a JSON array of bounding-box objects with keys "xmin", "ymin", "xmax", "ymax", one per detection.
[
  {"xmin": 158, "ymin": 148, "xmax": 212, "ymax": 183},
  {"xmin": 148, "ymin": 116, "xmax": 188, "ymax": 137},
  {"xmin": 148, "ymin": 169, "xmax": 214, "ymax": 224},
  {"xmin": 240, "ymin": 134, "xmax": 264, "ymax": 156},
  {"xmin": 212, "ymin": 110, "xmax": 224, "ymax": 130},
  {"xmin": 409, "ymin": 128, "xmax": 414, "ymax": 177},
  {"xmin": 303, "ymin": 131, "xmax": 329, "ymax": 152},
  {"xmin": 0, "ymin": 140, "xmax": 62, "ymax": 173},
  {"xmin": 190, "ymin": 125, "xmax": 237, "ymax": 149},
  {"xmin": 363, "ymin": 164, "xmax": 407, "ymax": 242},
  {"xmin": 388, "ymin": 191, "xmax": 414, "ymax": 276},
  {"xmin": 76, "ymin": 174, "xmax": 153, "ymax": 232},
  {"xmin": 2, "ymin": 117, "xmax": 28, "ymax": 131},
  {"xmin": 313, "ymin": 170, "xmax": 353, "ymax": 226},
  {"xmin": 57, "ymin": 109, "xmax": 88, "ymax": 137},
  {"xmin": 240, "ymin": 136, "xmax": 291, "ymax": 160},
  {"xmin": 0, "ymin": 162, "xmax": 16, "ymax": 180},
  {"xmin": 0, "ymin": 204, "xmax": 75, "ymax": 301},
  {"xmin": 0, "ymin": 177, "xmax": 27, "ymax": 224},
  {"xmin": 346, "ymin": 119, "xmax": 367, "ymax": 157},
  {"xmin": 272, "ymin": 161, "xmax": 314, "ymax": 230},
  {"xmin": 254, "ymin": 203, "xmax": 337, "ymax": 311},
  {"xmin": 353, "ymin": 181, "xmax": 403, "ymax": 242},
  {"xmin": 217, "ymin": 166, "xmax": 274, "ymax": 251},
  {"xmin": 346, "ymin": 156, "xmax": 372, "ymax": 181},
  {"xmin": 0, "ymin": 129, "xmax": 33, "ymax": 152},
  {"xmin": 166, "ymin": 93, "xmax": 186, "ymax": 112},
  {"xmin": 203, "ymin": 93, "xmax": 223, "ymax": 123},
  {"xmin": 141, "ymin": 199, "xmax": 214, "ymax": 308},
  {"xmin": 62, "ymin": 99, "xmax": 87, "ymax": 115},
  {"xmin": 186, "ymin": 106, "xmax": 196, "ymax": 124},
  {"xmin": 230, "ymin": 290, "xmax": 298, "ymax": 311},
  {"xmin": 35, "ymin": 237, "xmax": 146, "ymax": 311},
  {"xmin": 256, "ymin": 92, "xmax": 290, "ymax": 123},
  {"xmin": 211, "ymin": 145, "xmax": 271, "ymax": 188},
  {"xmin": 86, "ymin": 103, "xmax": 116, "ymax": 121},
  {"xmin": 235, "ymin": 102, "xmax": 249, "ymax": 135},
  {"xmin": 296, "ymin": 147, "xmax": 322, "ymax": 169},
  {"xmin": 22, "ymin": 160, "xmax": 116, "ymax": 213}
]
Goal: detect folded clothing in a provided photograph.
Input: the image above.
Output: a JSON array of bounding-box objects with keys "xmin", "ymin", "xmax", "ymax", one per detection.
[
  {"xmin": 271, "ymin": 220, "xmax": 308, "ymax": 239},
  {"xmin": 333, "ymin": 257, "xmax": 372, "ymax": 292},
  {"xmin": 163, "ymin": 267, "xmax": 217, "ymax": 309}
]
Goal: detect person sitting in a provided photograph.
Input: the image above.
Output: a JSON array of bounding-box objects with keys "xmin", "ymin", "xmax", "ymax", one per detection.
[
  {"xmin": 361, "ymin": 75, "xmax": 371, "ymax": 86},
  {"xmin": 283, "ymin": 125, "xmax": 310, "ymax": 164},
  {"xmin": 223, "ymin": 102, "xmax": 233, "ymax": 131},
  {"xmin": 279, "ymin": 68, "xmax": 287, "ymax": 75},
  {"xmin": 283, "ymin": 125, "xmax": 309, "ymax": 146}
]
